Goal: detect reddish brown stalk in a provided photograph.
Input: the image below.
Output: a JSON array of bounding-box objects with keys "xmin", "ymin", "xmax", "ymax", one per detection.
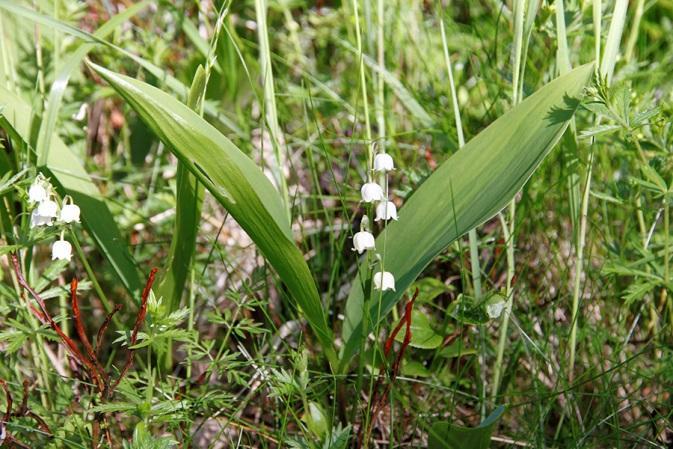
[
  {"xmin": 95, "ymin": 304, "xmax": 122, "ymax": 360},
  {"xmin": 358, "ymin": 290, "xmax": 418, "ymax": 447},
  {"xmin": 71, "ymin": 278, "xmax": 109, "ymax": 388},
  {"xmin": 109, "ymin": 268, "xmax": 157, "ymax": 395},
  {"xmin": 0, "ymin": 379, "xmax": 51, "ymax": 445},
  {"xmin": 11, "ymin": 254, "xmax": 104, "ymax": 391},
  {"xmin": 1, "ymin": 380, "xmax": 12, "ymax": 423}
]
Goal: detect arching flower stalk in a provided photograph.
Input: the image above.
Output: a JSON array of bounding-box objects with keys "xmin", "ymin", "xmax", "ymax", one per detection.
[{"xmin": 26, "ymin": 175, "xmax": 81, "ymax": 264}]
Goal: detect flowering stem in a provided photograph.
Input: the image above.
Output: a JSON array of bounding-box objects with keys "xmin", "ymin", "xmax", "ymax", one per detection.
[{"xmin": 352, "ymin": 0, "xmax": 373, "ymax": 178}]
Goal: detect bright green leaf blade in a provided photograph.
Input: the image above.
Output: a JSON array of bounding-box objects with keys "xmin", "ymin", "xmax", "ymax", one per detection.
[
  {"xmin": 427, "ymin": 405, "xmax": 506, "ymax": 449},
  {"xmin": 89, "ymin": 63, "xmax": 338, "ymax": 367},
  {"xmin": 0, "ymin": 87, "xmax": 141, "ymax": 294},
  {"xmin": 393, "ymin": 310, "xmax": 443, "ymax": 349},
  {"xmin": 340, "ymin": 63, "xmax": 594, "ymax": 370}
]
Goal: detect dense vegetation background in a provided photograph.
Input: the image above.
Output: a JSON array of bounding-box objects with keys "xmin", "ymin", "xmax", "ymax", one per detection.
[{"xmin": 0, "ymin": 0, "xmax": 672, "ymax": 447}]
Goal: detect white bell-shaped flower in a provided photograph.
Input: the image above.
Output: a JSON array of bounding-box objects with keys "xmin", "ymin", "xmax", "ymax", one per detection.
[
  {"xmin": 373, "ymin": 271, "xmax": 395, "ymax": 291},
  {"xmin": 37, "ymin": 199, "xmax": 58, "ymax": 218},
  {"xmin": 374, "ymin": 153, "xmax": 394, "ymax": 172},
  {"xmin": 375, "ymin": 201, "xmax": 398, "ymax": 221},
  {"xmin": 30, "ymin": 210, "xmax": 52, "ymax": 228},
  {"xmin": 352, "ymin": 231, "xmax": 375, "ymax": 254},
  {"xmin": 360, "ymin": 182, "xmax": 384, "ymax": 203},
  {"xmin": 28, "ymin": 182, "xmax": 48, "ymax": 204},
  {"xmin": 59, "ymin": 204, "xmax": 81, "ymax": 224},
  {"xmin": 52, "ymin": 239, "xmax": 72, "ymax": 261}
]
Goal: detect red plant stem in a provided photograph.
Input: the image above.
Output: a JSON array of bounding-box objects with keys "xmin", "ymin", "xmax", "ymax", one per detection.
[
  {"xmin": 1, "ymin": 380, "xmax": 12, "ymax": 423},
  {"xmin": 71, "ymin": 279, "xmax": 109, "ymax": 388},
  {"xmin": 11, "ymin": 254, "xmax": 104, "ymax": 391},
  {"xmin": 96, "ymin": 304, "xmax": 122, "ymax": 359},
  {"xmin": 109, "ymin": 268, "xmax": 157, "ymax": 395},
  {"xmin": 358, "ymin": 290, "xmax": 418, "ymax": 447},
  {"xmin": 384, "ymin": 289, "xmax": 418, "ymax": 358}
]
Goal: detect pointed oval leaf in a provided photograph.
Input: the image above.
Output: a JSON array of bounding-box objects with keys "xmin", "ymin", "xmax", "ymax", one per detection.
[
  {"xmin": 428, "ymin": 405, "xmax": 506, "ymax": 449},
  {"xmin": 89, "ymin": 63, "xmax": 337, "ymax": 366},
  {"xmin": 340, "ymin": 63, "xmax": 594, "ymax": 370}
]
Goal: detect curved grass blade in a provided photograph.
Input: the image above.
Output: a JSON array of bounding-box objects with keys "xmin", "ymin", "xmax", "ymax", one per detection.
[
  {"xmin": 340, "ymin": 40, "xmax": 434, "ymax": 129},
  {"xmin": 0, "ymin": 87, "xmax": 141, "ymax": 294},
  {"xmin": 35, "ymin": 0, "xmax": 151, "ymax": 166},
  {"xmin": 89, "ymin": 62, "xmax": 338, "ymax": 368},
  {"xmin": 340, "ymin": 63, "xmax": 594, "ymax": 370},
  {"xmin": 0, "ymin": 1, "xmax": 243, "ymax": 138}
]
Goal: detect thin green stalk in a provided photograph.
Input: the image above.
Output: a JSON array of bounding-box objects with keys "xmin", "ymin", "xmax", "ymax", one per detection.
[
  {"xmin": 375, "ymin": 0, "xmax": 385, "ymax": 152},
  {"xmin": 352, "ymin": 0, "xmax": 374, "ymax": 176},
  {"xmin": 600, "ymin": 0, "xmax": 628, "ymax": 85},
  {"xmin": 1, "ymin": 226, "xmax": 50, "ymax": 406},
  {"xmin": 568, "ymin": 147, "xmax": 594, "ymax": 381},
  {"xmin": 593, "ymin": 0, "xmax": 602, "ymax": 64},
  {"xmin": 665, "ymin": 201, "xmax": 670, "ymax": 289},
  {"xmin": 491, "ymin": 0, "xmax": 524, "ymax": 403},
  {"xmin": 569, "ymin": 0, "xmax": 627, "ymax": 381},
  {"xmin": 186, "ymin": 268, "xmax": 196, "ymax": 381},
  {"xmin": 664, "ymin": 200, "xmax": 671, "ymax": 330},
  {"xmin": 70, "ymin": 233, "xmax": 121, "ymax": 329},
  {"xmin": 439, "ymin": 21, "xmax": 481, "ymax": 300},
  {"xmin": 254, "ymin": 0, "xmax": 291, "ymax": 218},
  {"xmin": 624, "ymin": 0, "xmax": 645, "ymax": 63},
  {"xmin": 440, "ymin": 15, "xmax": 485, "ymax": 415}
]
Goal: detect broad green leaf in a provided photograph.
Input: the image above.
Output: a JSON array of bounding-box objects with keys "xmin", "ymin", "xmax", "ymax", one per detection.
[
  {"xmin": 437, "ymin": 341, "xmax": 477, "ymax": 359},
  {"xmin": 0, "ymin": 87, "xmax": 142, "ymax": 294},
  {"xmin": 401, "ymin": 360, "xmax": 431, "ymax": 377},
  {"xmin": 427, "ymin": 405, "xmax": 505, "ymax": 449},
  {"xmin": 414, "ymin": 277, "xmax": 454, "ymax": 303},
  {"xmin": 340, "ymin": 63, "xmax": 594, "ymax": 371},
  {"xmin": 393, "ymin": 310, "xmax": 443, "ymax": 349},
  {"xmin": 90, "ymin": 63, "xmax": 338, "ymax": 368}
]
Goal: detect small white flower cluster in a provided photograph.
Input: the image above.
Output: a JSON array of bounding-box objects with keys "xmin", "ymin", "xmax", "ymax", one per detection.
[
  {"xmin": 28, "ymin": 175, "xmax": 80, "ymax": 261},
  {"xmin": 355, "ymin": 152, "xmax": 398, "ymax": 292}
]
